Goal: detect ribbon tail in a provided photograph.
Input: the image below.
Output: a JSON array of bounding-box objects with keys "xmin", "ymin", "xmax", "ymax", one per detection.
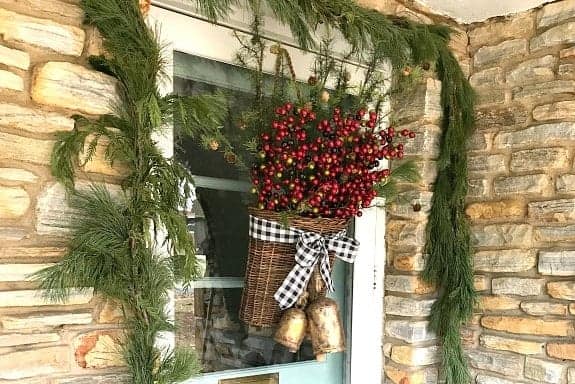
[
  {"xmin": 319, "ymin": 254, "xmax": 335, "ymax": 292},
  {"xmin": 274, "ymin": 264, "xmax": 315, "ymax": 310}
]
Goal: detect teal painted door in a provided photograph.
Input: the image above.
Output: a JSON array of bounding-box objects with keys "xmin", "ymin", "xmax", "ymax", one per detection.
[{"xmin": 173, "ymin": 52, "xmax": 349, "ymax": 384}]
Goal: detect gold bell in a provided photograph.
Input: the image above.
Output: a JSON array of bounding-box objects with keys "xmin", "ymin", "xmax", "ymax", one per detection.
[
  {"xmin": 274, "ymin": 307, "xmax": 308, "ymax": 353},
  {"xmin": 306, "ymin": 297, "xmax": 346, "ymax": 360}
]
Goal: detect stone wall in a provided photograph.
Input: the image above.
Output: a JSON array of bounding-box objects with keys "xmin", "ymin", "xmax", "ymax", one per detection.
[
  {"xmin": 0, "ymin": 0, "xmax": 127, "ymax": 382},
  {"xmin": 463, "ymin": 1, "xmax": 575, "ymax": 383}
]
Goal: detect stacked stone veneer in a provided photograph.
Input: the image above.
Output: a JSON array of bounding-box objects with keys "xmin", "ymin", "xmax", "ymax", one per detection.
[{"xmin": 0, "ymin": 0, "xmax": 128, "ymax": 382}]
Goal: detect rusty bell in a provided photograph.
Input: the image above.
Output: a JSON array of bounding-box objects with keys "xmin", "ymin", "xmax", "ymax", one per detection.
[{"xmin": 306, "ymin": 297, "xmax": 345, "ymax": 359}]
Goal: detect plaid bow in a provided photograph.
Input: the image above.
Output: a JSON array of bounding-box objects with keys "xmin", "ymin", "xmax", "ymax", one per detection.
[{"xmin": 249, "ymin": 215, "xmax": 359, "ymax": 310}]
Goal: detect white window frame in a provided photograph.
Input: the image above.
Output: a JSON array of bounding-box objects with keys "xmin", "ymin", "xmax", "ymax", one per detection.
[{"xmin": 150, "ymin": 3, "xmax": 386, "ymax": 383}]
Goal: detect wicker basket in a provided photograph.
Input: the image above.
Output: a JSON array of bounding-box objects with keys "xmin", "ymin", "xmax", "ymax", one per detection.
[{"xmin": 239, "ymin": 208, "xmax": 349, "ymax": 327}]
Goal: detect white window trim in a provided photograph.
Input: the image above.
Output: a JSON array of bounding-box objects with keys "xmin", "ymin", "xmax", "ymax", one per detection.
[{"xmin": 149, "ymin": 4, "xmax": 386, "ymax": 383}]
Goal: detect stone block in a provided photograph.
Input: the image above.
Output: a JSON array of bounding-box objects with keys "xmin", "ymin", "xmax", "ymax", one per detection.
[
  {"xmin": 478, "ymin": 296, "xmax": 520, "ymax": 311},
  {"xmin": 492, "ymin": 277, "xmax": 544, "ymax": 296},
  {"xmin": 0, "ymin": 246, "xmax": 66, "ymax": 260},
  {"xmin": 513, "ymin": 80, "xmax": 575, "ymax": 100},
  {"xmin": 390, "ymin": 345, "xmax": 440, "ymax": 366},
  {"xmin": 481, "ymin": 316, "xmax": 575, "ymax": 336},
  {"xmin": 548, "ymin": 281, "xmax": 575, "ymax": 300},
  {"xmin": 0, "ymin": 0, "xmax": 84, "ymax": 25},
  {"xmin": 0, "ymin": 69, "xmax": 24, "ymax": 91},
  {"xmin": 474, "ymin": 250, "xmax": 536, "ymax": 272},
  {"xmin": 467, "ymin": 349, "xmax": 523, "ymax": 376},
  {"xmin": 32, "ymin": 62, "xmax": 118, "ymax": 115},
  {"xmin": 532, "ymin": 22, "xmax": 575, "ymax": 50},
  {"xmin": 396, "ymin": 124, "xmax": 441, "ymax": 158},
  {"xmin": 474, "ymin": 39, "xmax": 528, "ymax": 68},
  {"xmin": 385, "ymin": 320, "xmax": 436, "ymax": 343},
  {"xmin": 0, "ymin": 103, "xmax": 74, "ymax": 133},
  {"xmin": 52, "ymin": 375, "xmax": 131, "ymax": 384},
  {"xmin": 475, "ymin": 105, "xmax": 528, "ymax": 131},
  {"xmin": 466, "ymin": 201, "xmax": 525, "ymax": 220},
  {"xmin": 0, "ymin": 263, "xmax": 53, "ymax": 282},
  {"xmin": 384, "ymin": 365, "xmax": 438, "ymax": 384},
  {"xmin": 469, "ymin": 12, "xmax": 534, "ymax": 49},
  {"xmin": 0, "ymin": 186, "xmax": 30, "ymax": 218},
  {"xmin": 0, "ymin": 168, "xmax": 38, "ymax": 183},
  {"xmin": 474, "ymin": 275, "xmax": 489, "ymax": 291},
  {"xmin": 476, "ymin": 87, "xmax": 506, "ymax": 106},
  {"xmin": 547, "ymin": 344, "xmax": 575, "ymax": 361},
  {"xmin": 557, "ymin": 174, "xmax": 575, "ymax": 193},
  {"xmin": 536, "ymin": 225, "xmax": 575, "ymax": 242},
  {"xmin": 74, "ymin": 330, "xmax": 124, "ymax": 369},
  {"xmin": 494, "ymin": 174, "xmax": 551, "ymax": 197},
  {"xmin": 387, "ymin": 220, "xmax": 426, "ymax": 247},
  {"xmin": 533, "ymin": 101, "xmax": 575, "ymax": 121},
  {"xmin": 539, "ymin": 250, "xmax": 575, "ymax": 275},
  {"xmin": 468, "ymin": 131, "xmax": 492, "ymax": 152},
  {"xmin": 387, "ymin": 190, "xmax": 432, "ymax": 220},
  {"xmin": 468, "ymin": 154, "xmax": 507, "ymax": 176},
  {"xmin": 392, "ymin": 253, "xmax": 426, "ymax": 272},
  {"xmin": 531, "ymin": 199, "xmax": 575, "ymax": 222},
  {"xmin": 506, "ymin": 55, "xmax": 557, "ymax": 86},
  {"xmin": 480, "ymin": 334, "xmax": 544, "ymax": 355},
  {"xmin": 0, "ymin": 332, "xmax": 59, "ymax": 347},
  {"xmin": 0, "ymin": 288, "xmax": 92, "ymax": 307},
  {"xmin": 468, "ymin": 178, "xmax": 490, "ymax": 199},
  {"xmin": 538, "ymin": 0, "xmax": 575, "ymax": 28},
  {"xmin": 511, "ymin": 148, "xmax": 569, "ymax": 173},
  {"xmin": 392, "ymin": 78, "xmax": 441, "ymax": 124},
  {"xmin": 521, "ymin": 301, "xmax": 568, "ymax": 316},
  {"xmin": 384, "ymin": 296, "xmax": 434, "ymax": 317},
  {"xmin": 475, "ymin": 375, "xmax": 516, "ymax": 384},
  {"xmin": 1, "ymin": 311, "xmax": 92, "ymax": 329},
  {"xmin": 561, "ymin": 46, "xmax": 575, "ymax": 58},
  {"xmin": 36, "ymin": 182, "xmax": 73, "ymax": 236},
  {"xmin": 494, "ymin": 123, "xmax": 575, "ymax": 149},
  {"xmin": 525, "ymin": 357, "xmax": 564, "ymax": 384},
  {"xmin": 470, "ymin": 67, "xmax": 504, "ymax": 87},
  {"xmin": 0, "ymin": 346, "xmax": 69, "ymax": 379},
  {"xmin": 0, "ymin": 132, "xmax": 54, "ymax": 165},
  {"xmin": 0, "ymin": 9, "xmax": 84, "ymax": 56},
  {"xmin": 471, "ymin": 224, "xmax": 533, "ymax": 248},
  {"xmin": 0, "ymin": 44, "xmax": 30, "ymax": 70},
  {"xmin": 0, "ymin": 227, "xmax": 27, "ymax": 241},
  {"xmin": 560, "ymin": 64, "xmax": 575, "ymax": 79},
  {"xmin": 385, "ymin": 275, "xmax": 434, "ymax": 294}
]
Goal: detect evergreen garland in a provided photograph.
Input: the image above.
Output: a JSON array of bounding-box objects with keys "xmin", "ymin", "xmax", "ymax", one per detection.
[{"xmin": 34, "ymin": 0, "xmax": 476, "ymax": 382}]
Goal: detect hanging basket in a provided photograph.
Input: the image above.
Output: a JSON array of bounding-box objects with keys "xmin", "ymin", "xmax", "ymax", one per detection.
[{"xmin": 239, "ymin": 208, "xmax": 348, "ymax": 327}]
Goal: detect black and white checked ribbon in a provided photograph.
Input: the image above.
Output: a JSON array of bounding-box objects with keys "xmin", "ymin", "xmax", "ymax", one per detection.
[{"xmin": 249, "ymin": 215, "xmax": 360, "ymax": 310}]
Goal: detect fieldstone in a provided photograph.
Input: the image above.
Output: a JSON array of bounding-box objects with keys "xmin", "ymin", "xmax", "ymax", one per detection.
[
  {"xmin": 393, "ymin": 78, "xmax": 441, "ymax": 124},
  {"xmin": 32, "ymin": 62, "xmax": 119, "ymax": 115},
  {"xmin": 0, "ymin": 69, "xmax": 24, "ymax": 91},
  {"xmin": 521, "ymin": 301, "xmax": 567, "ymax": 316},
  {"xmin": 0, "ymin": 44, "xmax": 30, "ymax": 70},
  {"xmin": 548, "ymin": 281, "xmax": 575, "ymax": 300},
  {"xmin": 0, "ymin": 9, "xmax": 84, "ymax": 56},
  {"xmin": 494, "ymin": 123, "xmax": 575, "ymax": 149},
  {"xmin": 533, "ymin": 101, "xmax": 575, "ymax": 121},
  {"xmin": 387, "ymin": 220, "xmax": 427, "ymax": 247},
  {"xmin": 513, "ymin": 80, "xmax": 575, "ymax": 100},
  {"xmin": 467, "ymin": 349, "xmax": 523, "ymax": 376},
  {"xmin": 476, "ymin": 88, "xmax": 505, "ymax": 106},
  {"xmin": 0, "ymin": 0, "xmax": 84, "ymax": 25},
  {"xmin": 561, "ymin": 47, "xmax": 575, "ymax": 58},
  {"xmin": 480, "ymin": 334, "xmax": 544, "ymax": 355},
  {"xmin": 0, "ymin": 288, "xmax": 92, "ymax": 308},
  {"xmin": 539, "ymin": 250, "xmax": 575, "ymax": 275},
  {"xmin": 494, "ymin": 174, "xmax": 551, "ymax": 197},
  {"xmin": 475, "ymin": 375, "xmax": 516, "ymax": 384},
  {"xmin": 392, "ymin": 159, "xmax": 437, "ymax": 185},
  {"xmin": 0, "ymin": 227, "xmax": 27, "ymax": 241},
  {"xmin": 468, "ymin": 178, "xmax": 490, "ymax": 199},
  {"xmin": 0, "ymin": 346, "xmax": 69, "ymax": 379},
  {"xmin": 390, "ymin": 345, "xmax": 440, "ymax": 366},
  {"xmin": 74, "ymin": 330, "xmax": 124, "ymax": 369},
  {"xmin": 536, "ymin": 225, "xmax": 575, "ymax": 242},
  {"xmin": 478, "ymin": 296, "xmax": 520, "ymax": 311},
  {"xmin": 469, "ymin": 12, "xmax": 534, "ymax": 49},
  {"xmin": 0, "ymin": 246, "xmax": 66, "ymax": 260},
  {"xmin": 475, "ymin": 105, "xmax": 528, "ymax": 131},
  {"xmin": 387, "ymin": 190, "xmax": 432, "ymax": 220},
  {"xmin": 538, "ymin": 0, "xmax": 575, "ymax": 28},
  {"xmin": 393, "ymin": 253, "xmax": 426, "ymax": 272},
  {"xmin": 492, "ymin": 277, "xmax": 544, "ymax": 296},
  {"xmin": 470, "ymin": 67, "xmax": 504, "ymax": 87},
  {"xmin": 571, "ymin": 368, "xmax": 575, "ymax": 384},
  {"xmin": 36, "ymin": 183, "xmax": 72, "ymax": 236},
  {"xmin": 506, "ymin": 55, "xmax": 557, "ymax": 86},
  {"xmin": 1, "ymin": 311, "xmax": 92, "ymax": 329},
  {"xmin": 0, "ymin": 132, "xmax": 54, "ymax": 165},
  {"xmin": 0, "ymin": 263, "xmax": 53, "ymax": 282},
  {"xmin": 466, "ymin": 201, "xmax": 525, "ymax": 220},
  {"xmin": 0, "ymin": 186, "xmax": 30, "ymax": 218},
  {"xmin": 385, "ymin": 320, "xmax": 436, "ymax": 343},
  {"xmin": 96, "ymin": 299, "xmax": 123, "ymax": 324},
  {"xmin": 560, "ymin": 64, "xmax": 575, "ymax": 80},
  {"xmin": 474, "ymin": 250, "xmax": 536, "ymax": 272},
  {"xmin": 570, "ymin": 304, "xmax": 575, "ymax": 315},
  {"xmin": 474, "ymin": 275, "xmax": 489, "ymax": 291},
  {"xmin": 474, "ymin": 39, "xmax": 528, "ymax": 68},
  {"xmin": 468, "ymin": 131, "xmax": 492, "ymax": 152},
  {"xmin": 385, "ymin": 296, "xmax": 434, "ymax": 317},
  {"xmin": 0, "ymin": 332, "xmax": 60, "ymax": 347},
  {"xmin": 0, "ymin": 168, "xmax": 38, "ymax": 183},
  {"xmin": 80, "ymin": 135, "xmax": 126, "ymax": 177},
  {"xmin": 468, "ymin": 154, "xmax": 507, "ymax": 176},
  {"xmin": 481, "ymin": 316, "xmax": 575, "ymax": 336},
  {"xmin": 511, "ymin": 148, "xmax": 569, "ymax": 173},
  {"xmin": 530, "ymin": 199, "xmax": 575, "ymax": 222},
  {"xmin": 52, "ymin": 375, "xmax": 131, "ymax": 384},
  {"xmin": 531, "ymin": 22, "xmax": 575, "ymax": 50},
  {"xmin": 525, "ymin": 357, "xmax": 564, "ymax": 384},
  {"xmin": 0, "ymin": 103, "xmax": 75, "ymax": 133},
  {"xmin": 547, "ymin": 344, "xmax": 575, "ymax": 361},
  {"xmin": 385, "ymin": 275, "xmax": 434, "ymax": 294},
  {"xmin": 557, "ymin": 174, "xmax": 575, "ymax": 193},
  {"xmin": 384, "ymin": 365, "xmax": 438, "ymax": 384},
  {"xmin": 471, "ymin": 224, "xmax": 533, "ymax": 248},
  {"xmin": 396, "ymin": 125, "xmax": 441, "ymax": 158}
]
